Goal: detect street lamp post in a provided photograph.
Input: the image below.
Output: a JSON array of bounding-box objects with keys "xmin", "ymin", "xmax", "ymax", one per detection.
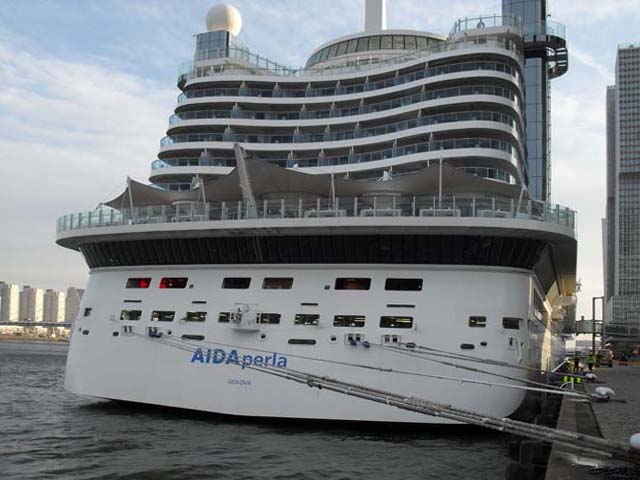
[{"xmin": 592, "ymin": 296, "xmax": 605, "ymax": 356}]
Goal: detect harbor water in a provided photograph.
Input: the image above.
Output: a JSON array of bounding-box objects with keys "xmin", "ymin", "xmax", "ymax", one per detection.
[{"xmin": 0, "ymin": 341, "xmax": 510, "ymax": 479}]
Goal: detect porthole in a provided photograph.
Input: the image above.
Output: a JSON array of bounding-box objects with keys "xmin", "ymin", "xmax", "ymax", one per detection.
[
  {"xmin": 259, "ymin": 333, "xmax": 267, "ymax": 341},
  {"xmin": 329, "ymin": 335, "xmax": 338, "ymax": 343}
]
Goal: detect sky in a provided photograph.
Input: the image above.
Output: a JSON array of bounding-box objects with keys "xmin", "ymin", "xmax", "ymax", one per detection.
[{"xmin": 0, "ymin": 0, "xmax": 638, "ymax": 319}]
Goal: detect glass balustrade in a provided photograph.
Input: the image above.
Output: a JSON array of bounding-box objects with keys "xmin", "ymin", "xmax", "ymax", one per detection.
[
  {"xmin": 154, "ymin": 138, "xmax": 520, "ymax": 168},
  {"xmin": 179, "ymin": 37, "xmax": 519, "ymax": 81},
  {"xmin": 57, "ymin": 195, "xmax": 576, "ymax": 234},
  {"xmin": 178, "ymin": 59, "xmax": 519, "ymax": 103},
  {"xmin": 162, "ymin": 110, "xmax": 519, "ymax": 148}
]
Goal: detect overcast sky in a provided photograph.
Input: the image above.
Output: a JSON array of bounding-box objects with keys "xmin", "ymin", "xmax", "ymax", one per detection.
[{"xmin": 0, "ymin": 0, "xmax": 638, "ymax": 318}]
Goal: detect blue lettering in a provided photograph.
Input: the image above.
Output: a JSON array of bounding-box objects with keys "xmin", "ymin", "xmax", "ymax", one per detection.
[
  {"xmin": 212, "ymin": 349, "xmax": 226, "ymax": 364},
  {"xmin": 241, "ymin": 355, "xmax": 253, "ymax": 369},
  {"xmin": 226, "ymin": 349, "xmax": 239, "ymax": 365},
  {"xmin": 190, "ymin": 348, "xmax": 289, "ymax": 369},
  {"xmin": 190, "ymin": 348, "xmax": 205, "ymax": 363}
]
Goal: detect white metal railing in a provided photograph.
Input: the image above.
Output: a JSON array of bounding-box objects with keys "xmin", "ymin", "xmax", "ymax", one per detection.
[{"xmin": 57, "ymin": 195, "xmax": 576, "ymax": 234}]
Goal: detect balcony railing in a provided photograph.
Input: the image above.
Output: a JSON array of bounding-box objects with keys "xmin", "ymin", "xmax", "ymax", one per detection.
[
  {"xmin": 57, "ymin": 195, "xmax": 576, "ymax": 234},
  {"xmin": 450, "ymin": 15, "xmax": 523, "ymax": 36},
  {"xmin": 179, "ymin": 37, "xmax": 520, "ymax": 81},
  {"xmin": 177, "ymin": 60, "xmax": 519, "ymax": 102},
  {"xmin": 166, "ymin": 110, "xmax": 517, "ymax": 143},
  {"xmin": 158, "ymin": 136, "xmax": 519, "ymax": 169}
]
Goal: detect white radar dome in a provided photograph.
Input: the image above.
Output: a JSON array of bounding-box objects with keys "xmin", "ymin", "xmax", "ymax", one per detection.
[{"xmin": 206, "ymin": 4, "xmax": 243, "ymax": 36}]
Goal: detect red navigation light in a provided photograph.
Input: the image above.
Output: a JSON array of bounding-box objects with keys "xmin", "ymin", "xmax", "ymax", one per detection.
[
  {"xmin": 126, "ymin": 277, "xmax": 151, "ymax": 289},
  {"xmin": 159, "ymin": 277, "xmax": 188, "ymax": 289}
]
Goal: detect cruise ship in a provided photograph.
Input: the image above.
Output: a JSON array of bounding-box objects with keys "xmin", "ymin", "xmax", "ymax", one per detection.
[{"xmin": 57, "ymin": 1, "xmax": 577, "ymax": 423}]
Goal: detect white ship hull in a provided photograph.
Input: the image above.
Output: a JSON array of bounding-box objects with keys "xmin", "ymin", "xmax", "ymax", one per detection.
[{"xmin": 65, "ymin": 264, "xmax": 563, "ymax": 423}]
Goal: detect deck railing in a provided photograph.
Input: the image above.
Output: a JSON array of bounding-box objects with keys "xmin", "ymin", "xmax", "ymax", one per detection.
[{"xmin": 57, "ymin": 196, "xmax": 576, "ymax": 234}]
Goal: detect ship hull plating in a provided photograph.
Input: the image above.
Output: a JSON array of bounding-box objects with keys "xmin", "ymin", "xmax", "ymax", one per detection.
[{"xmin": 65, "ymin": 264, "xmax": 562, "ymax": 423}]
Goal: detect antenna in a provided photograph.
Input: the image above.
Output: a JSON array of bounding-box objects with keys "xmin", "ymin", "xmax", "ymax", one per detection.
[{"xmin": 364, "ymin": 0, "xmax": 386, "ymax": 32}]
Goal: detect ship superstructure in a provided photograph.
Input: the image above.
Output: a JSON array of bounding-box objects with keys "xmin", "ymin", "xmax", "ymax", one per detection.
[{"xmin": 57, "ymin": 1, "xmax": 577, "ymax": 423}]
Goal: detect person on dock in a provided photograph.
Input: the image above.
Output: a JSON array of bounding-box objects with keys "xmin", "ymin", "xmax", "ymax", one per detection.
[
  {"xmin": 587, "ymin": 351, "xmax": 596, "ymax": 372},
  {"xmin": 573, "ymin": 354, "xmax": 581, "ymax": 372}
]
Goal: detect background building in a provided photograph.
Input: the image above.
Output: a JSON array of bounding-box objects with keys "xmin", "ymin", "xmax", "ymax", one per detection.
[
  {"xmin": 43, "ymin": 289, "xmax": 66, "ymax": 323},
  {"xmin": 65, "ymin": 287, "xmax": 84, "ymax": 323},
  {"xmin": 604, "ymin": 85, "xmax": 617, "ymax": 304},
  {"xmin": 501, "ymin": 0, "xmax": 567, "ymax": 202},
  {"xmin": 19, "ymin": 285, "xmax": 44, "ymax": 322},
  {"xmin": 606, "ymin": 43, "xmax": 640, "ymax": 345},
  {"xmin": 0, "ymin": 281, "xmax": 20, "ymax": 322}
]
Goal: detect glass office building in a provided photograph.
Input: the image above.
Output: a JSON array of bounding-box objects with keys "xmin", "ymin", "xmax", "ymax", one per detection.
[{"xmin": 609, "ymin": 44, "xmax": 640, "ymax": 334}]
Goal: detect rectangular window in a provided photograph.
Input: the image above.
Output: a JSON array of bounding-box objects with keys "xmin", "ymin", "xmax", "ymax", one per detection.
[
  {"xmin": 336, "ymin": 41, "xmax": 348, "ymax": 56},
  {"xmin": 368, "ymin": 36, "xmax": 381, "ymax": 50},
  {"xmin": 159, "ymin": 277, "xmax": 188, "ymax": 289},
  {"xmin": 503, "ymin": 317, "xmax": 521, "ymax": 329},
  {"xmin": 335, "ymin": 277, "xmax": 371, "ymax": 290},
  {"xmin": 356, "ymin": 37, "xmax": 369, "ymax": 52},
  {"xmin": 404, "ymin": 35, "xmax": 417, "ymax": 49},
  {"xmin": 380, "ymin": 316, "xmax": 413, "ymax": 328},
  {"xmin": 259, "ymin": 313, "xmax": 281, "ymax": 324},
  {"xmin": 381, "ymin": 35, "xmax": 393, "ymax": 49},
  {"xmin": 328, "ymin": 43, "xmax": 339, "ymax": 58},
  {"xmin": 83, "ymin": 307, "xmax": 92, "ymax": 317},
  {"xmin": 152, "ymin": 310, "xmax": 175, "ymax": 322},
  {"xmin": 218, "ymin": 312, "xmax": 230, "ymax": 323},
  {"xmin": 469, "ymin": 316, "xmax": 487, "ymax": 328},
  {"xmin": 385, "ymin": 278, "xmax": 423, "ymax": 291},
  {"xmin": 126, "ymin": 277, "xmax": 151, "ymax": 289},
  {"xmin": 120, "ymin": 310, "xmax": 142, "ymax": 320},
  {"xmin": 262, "ymin": 277, "xmax": 293, "ymax": 289},
  {"xmin": 294, "ymin": 314, "xmax": 320, "ymax": 326},
  {"xmin": 416, "ymin": 36, "xmax": 428, "ymax": 49},
  {"xmin": 185, "ymin": 311, "xmax": 207, "ymax": 322},
  {"xmin": 346, "ymin": 39, "xmax": 358, "ymax": 54},
  {"xmin": 222, "ymin": 277, "xmax": 251, "ymax": 289},
  {"xmin": 333, "ymin": 315, "xmax": 365, "ymax": 327},
  {"xmin": 392, "ymin": 35, "xmax": 404, "ymax": 49}
]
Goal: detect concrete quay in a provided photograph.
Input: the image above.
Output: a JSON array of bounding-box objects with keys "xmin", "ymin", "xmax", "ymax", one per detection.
[{"xmin": 545, "ymin": 364, "xmax": 640, "ymax": 479}]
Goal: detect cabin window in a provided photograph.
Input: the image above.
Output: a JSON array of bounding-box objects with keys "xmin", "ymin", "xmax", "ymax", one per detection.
[
  {"xmin": 152, "ymin": 310, "xmax": 175, "ymax": 322},
  {"xmin": 294, "ymin": 314, "xmax": 320, "ymax": 326},
  {"xmin": 83, "ymin": 307, "xmax": 92, "ymax": 317},
  {"xmin": 380, "ymin": 316, "xmax": 413, "ymax": 328},
  {"xmin": 120, "ymin": 310, "xmax": 142, "ymax": 321},
  {"xmin": 262, "ymin": 277, "xmax": 293, "ymax": 289},
  {"xmin": 259, "ymin": 313, "xmax": 281, "ymax": 324},
  {"xmin": 335, "ymin": 278, "xmax": 371, "ymax": 290},
  {"xmin": 182, "ymin": 334, "xmax": 205, "ymax": 341},
  {"xmin": 222, "ymin": 277, "xmax": 251, "ymax": 289},
  {"xmin": 159, "ymin": 277, "xmax": 188, "ymax": 289},
  {"xmin": 218, "ymin": 312, "xmax": 230, "ymax": 323},
  {"xmin": 469, "ymin": 316, "xmax": 487, "ymax": 328},
  {"xmin": 185, "ymin": 311, "xmax": 207, "ymax": 322},
  {"xmin": 381, "ymin": 35, "xmax": 393, "ymax": 49},
  {"xmin": 288, "ymin": 339, "xmax": 317, "ymax": 345},
  {"xmin": 126, "ymin": 277, "xmax": 151, "ymax": 288},
  {"xmin": 333, "ymin": 315, "xmax": 365, "ymax": 327},
  {"xmin": 503, "ymin": 317, "xmax": 521, "ymax": 330},
  {"xmin": 385, "ymin": 278, "xmax": 422, "ymax": 291}
]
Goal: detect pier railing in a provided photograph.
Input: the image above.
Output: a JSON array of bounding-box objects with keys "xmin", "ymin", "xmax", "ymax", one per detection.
[{"xmin": 57, "ymin": 196, "xmax": 576, "ymax": 233}]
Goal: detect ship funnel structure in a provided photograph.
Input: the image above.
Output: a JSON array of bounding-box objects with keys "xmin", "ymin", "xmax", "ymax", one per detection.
[{"xmin": 364, "ymin": 0, "xmax": 387, "ymax": 31}]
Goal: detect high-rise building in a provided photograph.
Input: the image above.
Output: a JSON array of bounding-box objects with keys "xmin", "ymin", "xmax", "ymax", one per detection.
[
  {"xmin": 501, "ymin": 0, "xmax": 568, "ymax": 201},
  {"xmin": 65, "ymin": 287, "xmax": 84, "ymax": 323},
  {"xmin": 43, "ymin": 289, "xmax": 66, "ymax": 323},
  {"xmin": 604, "ymin": 85, "xmax": 617, "ymax": 303},
  {"xmin": 19, "ymin": 285, "xmax": 44, "ymax": 322},
  {"xmin": 607, "ymin": 44, "xmax": 640, "ymax": 336},
  {"xmin": 0, "ymin": 281, "xmax": 20, "ymax": 322}
]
